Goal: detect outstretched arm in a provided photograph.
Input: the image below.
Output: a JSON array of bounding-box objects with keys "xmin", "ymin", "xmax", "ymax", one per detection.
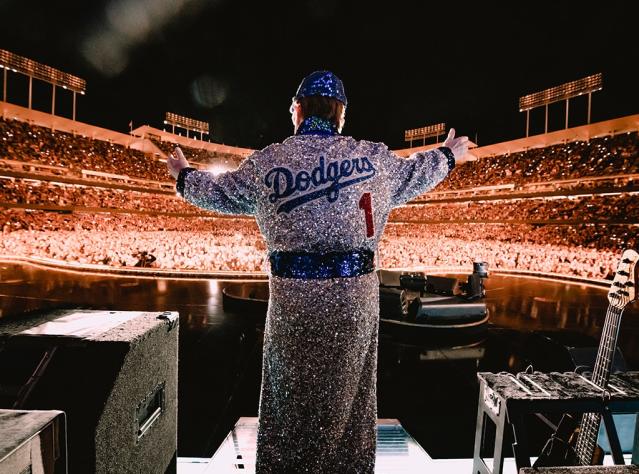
[
  {"xmin": 168, "ymin": 147, "xmax": 257, "ymax": 215},
  {"xmin": 381, "ymin": 128, "xmax": 468, "ymax": 207}
]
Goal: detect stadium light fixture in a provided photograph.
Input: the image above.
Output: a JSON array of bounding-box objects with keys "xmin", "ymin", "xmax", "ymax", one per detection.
[
  {"xmin": 0, "ymin": 48, "xmax": 86, "ymax": 121},
  {"xmin": 165, "ymin": 112, "xmax": 210, "ymax": 140},
  {"xmin": 519, "ymin": 73, "xmax": 602, "ymax": 136},
  {"xmin": 404, "ymin": 123, "xmax": 446, "ymax": 147}
]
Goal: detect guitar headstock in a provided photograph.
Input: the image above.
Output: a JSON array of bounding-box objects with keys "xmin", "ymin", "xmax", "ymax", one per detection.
[{"xmin": 608, "ymin": 249, "xmax": 639, "ymax": 309}]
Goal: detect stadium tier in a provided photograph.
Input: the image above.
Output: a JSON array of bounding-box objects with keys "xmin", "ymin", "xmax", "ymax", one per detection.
[
  {"xmin": 149, "ymin": 137, "xmax": 243, "ymax": 167},
  {"xmin": 1, "ymin": 114, "xmax": 638, "ymax": 279},
  {"xmin": 0, "ymin": 117, "xmax": 170, "ymax": 182},
  {"xmin": 2, "ymin": 176, "xmax": 638, "ymax": 223},
  {"xmin": 438, "ymin": 131, "xmax": 639, "ymax": 191}
]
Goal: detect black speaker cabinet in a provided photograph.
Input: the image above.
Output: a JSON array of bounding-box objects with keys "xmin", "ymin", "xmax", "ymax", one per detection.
[
  {"xmin": 0, "ymin": 309, "xmax": 179, "ymax": 473},
  {"xmin": 0, "ymin": 409, "xmax": 67, "ymax": 473}
]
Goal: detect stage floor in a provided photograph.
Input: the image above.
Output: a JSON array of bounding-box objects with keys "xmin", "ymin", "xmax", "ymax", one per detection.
[
  {"xmin": 180, "ymin": 417, "xmax": 430, "ymax": 473},
  {"xmin": 175, "ymin": 417, "xmax": 634, "ymax": 473},
  {"xmin": 2, "ymin": 260, "xmax": 639, "ymax": 461}
]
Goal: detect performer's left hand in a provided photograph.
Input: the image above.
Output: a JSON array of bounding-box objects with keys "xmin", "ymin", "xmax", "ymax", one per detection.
[
  {"xmin": 443, "ymin": 128, "xmax": 469, "ymax": 160},
  {"xmin": 167, "ymin": 146, "xmax": 190, "ymax": 179}
]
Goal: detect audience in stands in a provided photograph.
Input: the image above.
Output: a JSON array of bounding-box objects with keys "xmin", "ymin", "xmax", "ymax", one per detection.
[
  {"xmin": 1, "ymin": 118, "xmax": 169, "ymax": 181},
  {"xmin": 0, "ymin": 177, "xmax": 208, "ymax": 214},
  {"xmin": 1, "ymin": 209, "xmax": 634, "ymax": 279},
  {"xmin": 2, "ymin": 117, "xmax": 638, "ymax": 280},
  {"xmin": 149, "ymin": 137, "xmax": 243, "ymax": 166},
  {"xmin": 437, "ymin": 132, "xmax": 639, "ymax": 191},
  {"xmin": 3, "ymin": 177, "xmax": 638, "ymax": 222},
  {"xmin": 390, "ymin": 194, "xmax": 639, "ymax": 222}
]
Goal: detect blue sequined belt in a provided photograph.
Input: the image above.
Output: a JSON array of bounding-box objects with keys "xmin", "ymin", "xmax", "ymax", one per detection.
[{"xmin": 269, "ymin": 248, "xmax": 375, "ymax": 279}]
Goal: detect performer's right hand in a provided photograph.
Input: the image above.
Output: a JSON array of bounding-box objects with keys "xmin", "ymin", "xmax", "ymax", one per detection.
[
  {"xmin": 443, "ymin": 128, "xmax": 469, "ymax": 161},
  {"xmin": 167, "ymin": 146, "xmax": 190, "ymax": 180}
]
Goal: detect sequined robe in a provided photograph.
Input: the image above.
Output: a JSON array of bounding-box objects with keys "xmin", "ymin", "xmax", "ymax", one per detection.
[{"xmin": 176, "ymin": 117, "xmax": 454, "ymax": 473}]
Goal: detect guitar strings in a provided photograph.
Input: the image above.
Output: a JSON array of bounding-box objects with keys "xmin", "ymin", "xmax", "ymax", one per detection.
[
  {"xmin": 575, "ymin": 256, "xmax": 631, "ymax": 464},
  {"xmin": 576, "ymin": 304, "xmax": 624, "ymax": 464}
]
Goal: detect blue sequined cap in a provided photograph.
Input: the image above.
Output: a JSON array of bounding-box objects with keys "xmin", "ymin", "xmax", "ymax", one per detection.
[{"xmin": 294, "ymin": 71, "xmax": 347, "ymax": 106}]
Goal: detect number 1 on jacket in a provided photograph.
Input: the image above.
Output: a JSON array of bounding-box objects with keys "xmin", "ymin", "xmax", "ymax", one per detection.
[{"xmin": 358, "ymin": 192, "xmax": 374, "ymax": 238}]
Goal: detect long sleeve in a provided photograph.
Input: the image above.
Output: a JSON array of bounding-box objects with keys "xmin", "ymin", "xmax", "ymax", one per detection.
[
  {"xmin": 175, "ymin": 155, "xmax": 258, "ymax": 215},
  {"xmin": 379, "ymin": 145, "xmax": 455, "ymax": 207}
]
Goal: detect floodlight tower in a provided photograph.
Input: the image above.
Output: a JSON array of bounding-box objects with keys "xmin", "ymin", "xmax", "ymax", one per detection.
[
  {"xmin": 164, "ymin": 112, "xmax": 209, "ymax": 140},
  {"xmin": 404, "ymin": 122, "xmax": 446, "ymax": 148},
  {"xmin": 0, "ymin": 49, "xmax": 86, "ymax": 121},
  {"xmin": 519, "ymin": 73, "xmax": 602, "ymax": 137}
]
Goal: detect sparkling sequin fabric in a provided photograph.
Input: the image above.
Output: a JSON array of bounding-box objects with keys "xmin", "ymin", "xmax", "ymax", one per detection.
[{"xmin": 178, "ymin": 116, "xmax": 451, "ymax": 472}]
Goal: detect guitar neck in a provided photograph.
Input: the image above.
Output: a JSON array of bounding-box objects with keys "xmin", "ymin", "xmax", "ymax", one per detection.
[
  {"xmin": 592, "ymin": 306, "xmax": 623, "ymax": 387},
  {"xmin": 574, "ymin": 304, "xmax": 624, "ymax": 464}
]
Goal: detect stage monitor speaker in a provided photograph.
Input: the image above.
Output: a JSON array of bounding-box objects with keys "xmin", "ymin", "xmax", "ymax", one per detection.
[
  {"xmin": 0, "ymin": 409, "xmax": 67, "ymax": 473},
  {"xmin": 0, "ymin": 309, "xmax": 179, "ymax": 474}
]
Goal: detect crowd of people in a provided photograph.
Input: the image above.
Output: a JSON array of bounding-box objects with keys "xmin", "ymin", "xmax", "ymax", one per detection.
[
  {"xmin": 2, "ymin": 118, "xmax": 638, "ymax": 280},
  {"xmin": 379, "ymin": 230, "xmax": 619, "ymax": 280},
  {"xmin": 0, "ymin": 177, "xmax": 209, "ymax": 215},
  {"xmin": 3, "ymin": 118, "xmax": 637, "ymax": 194},
  {"xmin": 0, "ymin": 209, "xmax": 264, "ymax": 271},
  {"xmin": 438, "ymin": 131, "xmax": 639, "ymax": 191},
  {"xmin": 149, "ymin": 138, "xmax": 243, "ymax": 166},
  {"xmin": 3, "ymin": 176, "xmax": 638, "ymax": 224},
  {"xmin": 0, "ymin": 209, "xmax": 634, "ymax": 279},
  {"xmin": 0, "ymin": 118, "xmax": 169, "ymax": 181},
  {"xmin": 390, "ymin": 193, "xmax": 638, "ymax": 222}
]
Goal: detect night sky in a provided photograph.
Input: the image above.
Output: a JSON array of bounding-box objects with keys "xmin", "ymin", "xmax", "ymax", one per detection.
[{"xmin": 0, "ymin": 0, "xmax": 637, "ymax": 150}]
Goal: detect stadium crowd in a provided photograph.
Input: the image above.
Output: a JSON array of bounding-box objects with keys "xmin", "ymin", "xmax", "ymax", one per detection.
[
  {"xmin": 2, "ymin": 118, "xmax": 638, "ymax": 280},
  {"xmin": 379, "ymin": 232, "xmax": 618, "ymax": 280},
  {"xmin": 0, "ymin": 177, "xmax": 211, "ymax": 215},
  {"xmin": 1, "ymin": 209, "xmax": 634, "ymax": 279},
  {"xmin": 0, "ymin": 209, "xmax": 263, "ymax": 271},
  {"xmin": 3, "ymin": 176, "xmax": 638, "ymax": 223},
  {"xmin": 150, "ymin": 138, "xmax": 243, "ymax": 166},
  {"xmin": 3, "ymin": 118, "xmax": 637, "ymax": 194},
  {"xmin": 390, "ymin": 194, "xmax": 639, "ymax": 222},
  {"xmin": 437, "ymin": 131, "xmax": 639, "ymax": 191},
  {"xmin": 1, "ymin": 118, "xmax": 168, "ymax": 181}
]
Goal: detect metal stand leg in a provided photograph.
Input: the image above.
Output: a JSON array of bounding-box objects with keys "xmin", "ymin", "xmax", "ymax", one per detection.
[
  {"xmin": 492, "ymin": 407, "xmax": 509, "ymax": 474},
  {"xmin": 632, "ymin": 413, "xmax": 639, "ymax": 465},
  {"xmin": 602, "ymin": 410, "xmax": 625, "ymax": 465},
  {"xmin": 509, "ymin": 412, "xmax": 531, "ymax": 469},
  {"xmin": 473, "ymin": 384, "xmax": 509, "ymax": 474}
]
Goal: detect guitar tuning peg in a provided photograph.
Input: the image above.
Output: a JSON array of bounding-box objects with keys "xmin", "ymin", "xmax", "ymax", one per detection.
[
  {"xmin": 626, "ymin": 281, "xmax": 635, "ymax": 287},
  {"xmin": 623, "ymin": 258, "xmax": 632, "ymax": 264},
  {"xmin": 617, "ymin": 270, "xmax": 630, "ymax": 277},
  {"xmin": 620, "ymin": 291, "xmax": 630, "ymax": 297}
]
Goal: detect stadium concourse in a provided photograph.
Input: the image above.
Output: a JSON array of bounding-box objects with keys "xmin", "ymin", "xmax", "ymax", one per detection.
[{"xmin": 1, "ymin": 101, "xmax": 638, "ymax": 281}]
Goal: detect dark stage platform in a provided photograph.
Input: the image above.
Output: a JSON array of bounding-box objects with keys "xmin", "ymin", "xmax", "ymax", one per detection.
[{"xmin": 2, "ymin": 260, "xmax": 639, "ymax": 463}]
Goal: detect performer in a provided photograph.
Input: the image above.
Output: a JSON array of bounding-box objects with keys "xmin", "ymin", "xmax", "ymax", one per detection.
[{"xmin": 167, "ymin": 71, "xmax": 468, "ymax": 473}]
